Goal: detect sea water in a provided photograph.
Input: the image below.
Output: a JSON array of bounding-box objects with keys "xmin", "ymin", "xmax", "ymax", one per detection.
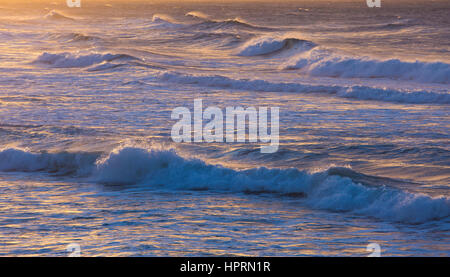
[{"xmin": 0, "ymin": 0, "xmax": 448, "ymax": 256}]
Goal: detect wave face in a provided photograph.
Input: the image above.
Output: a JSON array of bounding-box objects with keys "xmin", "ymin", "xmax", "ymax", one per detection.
[
  {"xmin": 284, "ymin": 48, "xmax": 450, "ymax": 84},
  {"xmin": 150, "ymin": 14, "xmax": 184, "ymax": 28},
  {"xmin": 0, "ymin": 147, "xmax": 448, "ymax": 224},
  {"xmin": 156, "ymin": 72, "xmax": 450, "ymax": 104},
  {"xmin": 238, "ymin": 36, "xmax": 316, "ymax": 56},
  {"xmin": 192, "ymin": 17, "xmax": 271, "ymax": 32},
  {"xmin": 32, "ymin": 52, "xmax": 139, "ymax": 68},
  {"xmin": 0, "ymin": 148, "xmax": 97, "ymax": 175}
]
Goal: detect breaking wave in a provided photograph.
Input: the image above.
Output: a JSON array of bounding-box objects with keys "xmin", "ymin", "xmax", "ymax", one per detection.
[
  {"xmin": 156, "ymin": 72, "xmax": 450, "ymax": 104},
  {"xmin": 0, "ymin": 147, "xmax": 448, "ymax": 224},
  {"xmin": 0, "ymin": 148, "xmax": 97, "ymax": 175},
  {"xmin": 192, "ymin": 17, "xmax": 272, "ymax": 32},
  {"xmin": 47, "ymin": 32, "xmax": 101, "ymax": 43},
  {"xmin": 185, "ymin": 11, "xmax": 210, "ymax": 20},
  {"xmin": 43, "ymin": 10, "xmax": 75, "ymax": 21},
  {"xmin": 150, "ymin": 14, "xmax": 184, "ymax": 28},
  {"xmin": 284, "ymin": 48, "xmax": 450, "ymax": 84},
  {"xmin": 238, "ymin": 36, "xmax": 316, "ymax": 56},
  {"xmin": 185, "ymin": 11, "xmax": 270, "ymax": 30}
]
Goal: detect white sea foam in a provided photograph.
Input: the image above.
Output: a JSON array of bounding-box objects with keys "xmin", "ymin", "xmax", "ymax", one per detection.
[
  {"xmin": 284, "ymin": 48, "xmax": 450, "ymax": 84},
  {"xmin": 150, "ymin": 14, "xmax": 184, "ymax": 28}
]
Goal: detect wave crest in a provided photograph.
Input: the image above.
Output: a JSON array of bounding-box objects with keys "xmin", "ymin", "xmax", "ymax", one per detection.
[
  {"xmin": 43, "ymin": 10, "xmax": 75, "ymax": 21},
  {"xmin": 284, "ymin": 48, "xmax": 450, "ymax": 84},
  {"xmin": 238, "ymin": 36, "xmax": 316, "ymax": 56},
  {"xmin": 150, "ymin": 14, "xmax": 183, "ymax": 28},
  {"xmin": 156, "ymin": 72, "xmax": 450, "ymax": 104},
  {"xmin": 32, "ymin": 52, "xmax": 139, "ymax": 68},
  {"xmin": 185, "ymin": 11, "xmax": 210, "ymax": 20}
]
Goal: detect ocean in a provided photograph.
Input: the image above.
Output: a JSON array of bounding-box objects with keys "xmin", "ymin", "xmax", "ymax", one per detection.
[{"xmin": 0, "ymin": 0, "xmax": 449, "ymax": 256}]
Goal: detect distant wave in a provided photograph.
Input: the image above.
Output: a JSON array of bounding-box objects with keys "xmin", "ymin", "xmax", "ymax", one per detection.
[
  {"xmin": 185, "ymin": 11, "xmax": 211, "ymax": 20},
  {"xmin": 307, "ymin": 18, "xmax": 416, "ymax": 34},
  {"xmin": 43, "ymin": 10, "xmax": 75, "ymax": 21},
  {"xmin": 144, "ymin": 13, "xmax": 270, "ymax": 31},
  {"xmin": 192, "ymin": 17, "xmax": 272, "ymax": 32},
  {"xmin": 32, "ymin": 52, "xmax": 139, "ymax": 68},
  {"xmin": 156, "ymin": 72, "xmax": 450, "ymax": 104},
  {"xmin": 46, "ymin": 32, "xmax": 101, "ymax": 44},
  {"xmin": 336, "ymin": 86, "xmax": 450, "ymax": 104},
  {"xmin": 284, "ymin": 48, "xmax": 450, "ymax": 84},
  {"xmin": 86, "ymin": 62, "xmax": 129, "ymax": 72},
  {"xmin": 0, "ymin": 147, "xmax": 448, "ymax": 224},
  {"xmin": 150, "ymin": 14, "xmax": 184, "ymax": 28},
  {"xmin": 185, "ymin": 11, "xmax": 271, "ymax": 31},
  {"xmin": 375, "ymin": 20, "xmax": 413, "ymax": 30},
  {"xmin": 238, "ymin": 36, "xmax": 316, "ymax": 56},
  {"xmin": 0, "ymin": 148, "xmax": 97, "ymax": 175},
  {"xmin": 360, "ymin": 19, "xmax": 418, "ymax": 32},
  {"xmin": 188, "ymin": 32, "xmax": 248, "ymax": 46}
]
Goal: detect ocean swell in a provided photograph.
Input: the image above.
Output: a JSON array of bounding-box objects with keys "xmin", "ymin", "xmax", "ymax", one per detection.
[
  {"xmin": 191, "ymin": 17, "xmax": 272, "ymax": 32},
  {"xmin": 43, "ymin": 10, "xmax": 75, "ymax": 21},
  {"xmin": 156, "ymin": 72, "xmax": 450, "ymax": 104},
  {"xmin": 32, "ymin": 52, "xmax": 139, "ymax": 68},
  {"xmin": 238, "ymin": 36, "xmax": 316, "ymax": 56}
]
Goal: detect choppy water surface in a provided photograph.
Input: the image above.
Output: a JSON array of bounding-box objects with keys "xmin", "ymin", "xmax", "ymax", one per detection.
[{"xmin": 0, "ymin": 1, "xmax": 448, "ymax": 256}]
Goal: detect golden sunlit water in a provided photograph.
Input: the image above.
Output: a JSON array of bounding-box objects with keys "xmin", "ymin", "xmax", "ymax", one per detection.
[{"xmin": 0, "ymin": 0, "xmax": 448, "ymax": 256}]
